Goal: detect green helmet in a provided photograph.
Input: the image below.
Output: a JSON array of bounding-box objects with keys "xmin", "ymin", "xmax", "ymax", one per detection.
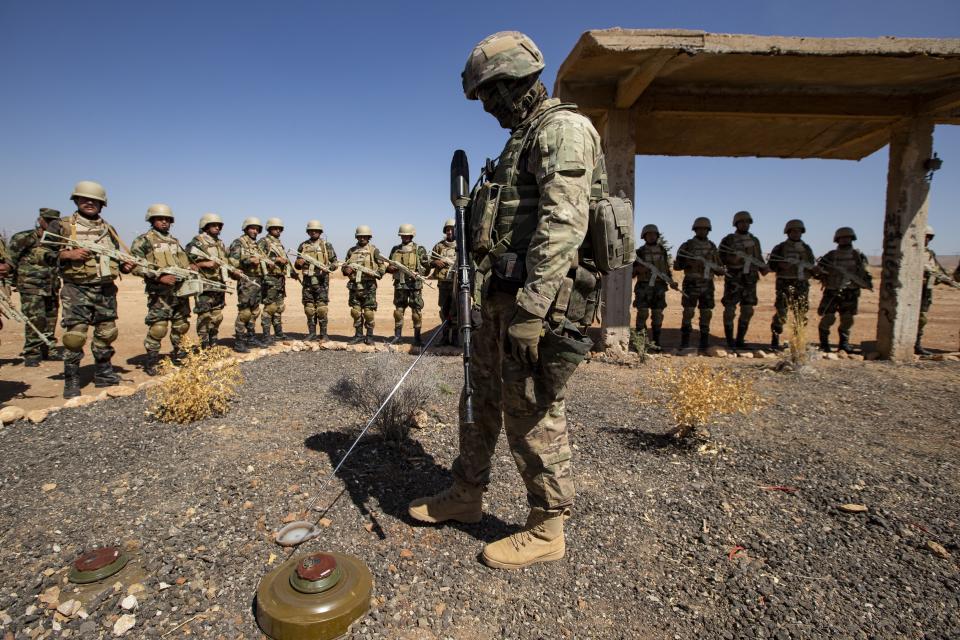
[
  {"xmin": 39, "ymin": 208, "xmax": 61, "ymax": 220},
  {"xmin": 398, "ymin": 223, "xmax": 416, "ymax": 237},
  {"xmin": 145, "ymin": 203, "xmax": 174, "ymax": 222},
  {"xmin": 265, "ymin": 217, "xmax": 284, "ymax": 230},
  {"xmin": 462, "ymin": 31, "xmax": 545, "ymax": 100},
  {"xmin": 640, "ymin": 224, "xmax": 660, "ymax": 238},
  {"xmin": 71, "ymin": 180, "xmax": 107, "ymax": 205},
  {"xmin": 306, "ymin": 220, "xmax": 323, "ymax": 232},
  {"xmin": 355, "ymin": 225, "xmax": 372, "ymax": 238},
  {"xmin": 733, "ymin": 210, "xmax": 753, "ymax": 225},
  {"xmin": 242, "ymin": 216, "xmax": 263, "ymax": 231},
  {"xmin": 833, "ymin": 227, "xmax": 857, "ymax": 242},
  {"xmin": 443, "ymin": 219, "xmax": 455, "ymax": 230},
  {"xmin": 783, "ymin": 219, "xmax": 805, "ymax": 234},
  {"xmin": 925, "ymin": 225, "xmax": 935, "ymax": 237},
  {"xmin": 692, "ymin": 217, "xmax": 712, "ymax": 231},
  {"xmin": 198, "ymin": 213, "xmax": 223, "ymax": 230}
]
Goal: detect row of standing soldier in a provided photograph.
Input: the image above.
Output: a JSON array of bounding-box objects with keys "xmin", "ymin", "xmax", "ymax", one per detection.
[
  {"xmin": 633, "ymin": 211, "xmax": 958, "ymax": 354},
  {"xmin": 0, "ymin": 180, "xmax": 459, "ymax": 398}
]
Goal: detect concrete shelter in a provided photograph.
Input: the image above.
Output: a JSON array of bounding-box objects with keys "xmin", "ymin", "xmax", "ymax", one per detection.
[{"xmin": 554, "ymin": 29, "xmax": 960, "ymax": 360}]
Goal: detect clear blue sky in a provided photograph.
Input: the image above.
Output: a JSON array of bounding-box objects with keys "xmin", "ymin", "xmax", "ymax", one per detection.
[{"xmin": 2, "ymin": 0, "xmax": 958, "ymax": 256}]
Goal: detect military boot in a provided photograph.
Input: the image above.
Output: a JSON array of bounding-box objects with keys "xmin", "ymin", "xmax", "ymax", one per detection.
[
  {"xmin": 915, "ymin": 342, "xmax": 932, "ymax": 356},
  {"xmin": 23, "ymin": 354, "xmax": 41, "ymax": 368},
  {"xmin": 208, "ymin": 331, "xmax": 219, "ymax": 348},
  {"xmin": 771, "ymin": 333, "xmax": 780, "ymax": 351},
  {"xmin": 481, "ymin": 507, "xmax": 569, "ymax": 570},
  {"xmin": 170, "ymin": 347, "xmax": 188, "ymax": 366},
  {"xmin": 735, "ymin": 326, "xmax": 747, "ymax": 350},
  {"xmin": 724, "ymin": 324, "xmax": 736, "ymax": 350},
  {"xmin": 348, "ymin": 328, "xmax": 364, "ymax": 345},
  {"xmin": 318, "ymin": 323, "xmax": 329, "ymax": 342},
  {"xmin": 837, "ymin": 331, "xmax": 853, "ymax": 354},
  {"xmin": 388, "ymin": 328, "xmax": 402, "ymax": 345},
  {"xmin": 306, "ymin": 320, "xmax": 317, "ymax": 342},
  {"xmin": 413, "ymin": 328, "xmax": 423, "ymax": 347},
  {"xmin": 144, "ymin": 351, "xmax": 161, "ymax": 376},
  {"xmin": 364, "ymin": 327, "xmax": 375, "ymax": 346},
  {"xmin": 699, "ymin": 331, "xmax": 710, "ymax": 350},
  {"xmin": 408, "ymin": 482, "xmax": 483, "ymax": 524},
  {"xmin": 680, "ymin": 328, "xmax": 691, "ymax": 349},
  {"xmin": 274, "ymin": 323, "xmax": 286, "ymax": 341},
  {"xmin": 819, "ymin": 329, "xmax": 832, "ymax": 353},
  {"xmin": 93, "ymin": 358, "xmax": 121, "ymax": 388},
  {"xmin": 63, "ymin": 362, "xmax": 81, "ymax": 399},
  {"xmin": 261, "ymin": 326, "xmax": 275, "ymax": 346},
  {"xmin": 650, "ymin": 328, "xmax": 661, "ymax": 351},
  {"xmin": 233, "ymin": 333, "xmax": 250, "ymax": 353}
]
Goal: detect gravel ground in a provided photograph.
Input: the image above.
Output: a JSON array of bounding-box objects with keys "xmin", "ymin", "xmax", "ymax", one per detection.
[{"xmin": 0, "ymin": 351, "xmax": 957, "ymax": 639}]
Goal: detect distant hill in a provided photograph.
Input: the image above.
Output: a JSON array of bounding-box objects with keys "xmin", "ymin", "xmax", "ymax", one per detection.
[{"xmin": 868, "ymin": 255, "xmax": 958, "ymax": 270}]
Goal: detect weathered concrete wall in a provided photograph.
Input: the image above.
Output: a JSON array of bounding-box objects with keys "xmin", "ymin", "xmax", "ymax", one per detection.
[{"xmin": 876, "ymin": 118, "xmax": 934, "ymax": 361}]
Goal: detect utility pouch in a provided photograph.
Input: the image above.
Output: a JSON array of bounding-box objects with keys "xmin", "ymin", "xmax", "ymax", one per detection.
[
  {"xmin": 470, "ymin": 182, "xmax": 501, "ymax": 258},
  {"xmin": 492, "ymin": 251, "xmax": 526, "ymax": 283},
  {"xmin": 539, "ymin": 321, "xmax": 594, "ymax": 393},
  {"xmin": 588, "ymin": 195, "xmax": 635, "ymax": 274}
]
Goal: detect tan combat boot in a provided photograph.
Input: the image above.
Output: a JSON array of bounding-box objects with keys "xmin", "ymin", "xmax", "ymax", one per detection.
[
  {"xmin": 481, "ymin": 507, "xmax": 569, "ymax": 570},
  {"xmin": 408, "ymin": 482, "xmax": 483, "ymax": 524}
]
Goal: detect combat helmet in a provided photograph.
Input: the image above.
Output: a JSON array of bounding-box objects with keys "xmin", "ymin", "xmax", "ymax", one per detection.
[
  {"xmin": 733, "ymin": 210, "xmax": 753, "ymax": 225},
  {"xmin": 462, "ymin": 32, "xmax": 545, "ymax": 100},
  {"xmin": 242, "ymin": 216, "xmax": 263, "ymax": 231},
  {"xmin": 398, "ymin": 223, "xmax": 416, "ymax": 237},
  {"xmin": 640, "ymin": 224, "xmax": 660, "ymax": 238},
  {"xmin": 306, "ymin": 220, "xmax": 324, "ymax": 231},
  {"xmin": 443, "ymin": 219, "xmax": 455, "ymax": 230},
  {"xmin": 145, "ymin": 203, "xmax": 174, "ymax": 222},
  {"xmin": 265, "ymin": 217, "xmax": 284, "ymax": 230},
  {"xmin": 199, "ymin": 213, "xmax": 223, "ymax": 230},
  {"xmin": 833, "ymin": 227, "xmax": 857, "ymax": 242},
  {"xmin": 925, "ymin": 224, "xmax": 935, "ymax": 237},
  {"xmin": 71, "ymin": 180, "xmax": 108, "ymax": 205},
  {"xmin": 783, "ymin": 219, "xmax": 805, "ymax": 234},
  {"xmin": 355, "ymin": 225, "xmax": 372, "ymax": 238},
  {"xmin": 692, "ymin": 217, "xmax": 712, "ymax": 231}
]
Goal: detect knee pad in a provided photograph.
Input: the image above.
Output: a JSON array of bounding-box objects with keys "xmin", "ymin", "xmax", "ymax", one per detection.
[
  {"xmin": 148, "ymin": 321, "xmax": 170, "ymax": 341},
  {"xmin": 263, "ymin": 302, "xmax": 278, "ymax": 317},
  {"xmin": 393, "ymin": 308, "xmax": 404, "ymax": 324},
  {"xmin": 839, "ymin": 313, "xmax": 855, "ymax": 331},
  {"xmin": 722, "ymin": 306, "xmax": 736, "ymax": 324},
  {"xmin": 700, "ymin": 309, "xmax": 713, "ymax": 326},
  {"xmin": 363, "ymin": 309, "xmax": 376, "ymax": 324},
  {"xmin": 237, "ymin": 308, "xmax": 252, "ymax": 324},
  {"xmin": 316, "ymin": 305, "xmax": 328, "ymax": 320},
  {"xmin": 739, "ymin": 305, "xmax": 755, "ymax": 323},
  {"xmin": 304, "ymin": 303, "xmax": 316, "ymax": 317},
  {"xmin": 411, "ymin": 309, "xmax": 422, "ymax": 325},
  {"xmin": 97, "ymin": 322, "xmax": 119, "ymax": 345},
  {"xmin": 171, "ymin": 319, "xmax": 190, "ymax": 337},
  {"xmin": 350, "ymin": 307, "xmax": 361, "ymax": 321},
  {"xmin": 210, "ymin": 309, "xmax": 223, "ymax": 326},
  {"xmin": 650, "ymin": 309, "xmax": 664, "ymax": 325},
  {"xmin": 61, "ymin": 324, "xmax": 89, "ymax": 351},
  {"xmin": 681, "ymin": 307, "xmax": 695, "ymax": 323}
]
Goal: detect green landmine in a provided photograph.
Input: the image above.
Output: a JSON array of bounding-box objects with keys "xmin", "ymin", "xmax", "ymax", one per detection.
[{"xmin": 68, "ymin": 547, "xmax": 130, "ymax": 584}]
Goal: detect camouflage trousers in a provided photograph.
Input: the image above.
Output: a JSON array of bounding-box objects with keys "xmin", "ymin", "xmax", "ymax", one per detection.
[
  {"xmin": 193, "ymin": 290, "xmax": 225, "ymax": 342},
  {"xmin": 437, "ymin": 281, "xmax": 455, "ymax": 324},
  {"xmin": 301, "ymin": 278, "xmax": 330, "ymax": 324},
  {"xmin": 60, "ymin": 281, "xmax": 119, "ymax": 364},
  {"xmin": 393, "ymin": 287, "xmax": 424, "ymax": 329},
  {"xmin": 917, "ymin": 286, "xmax": 933, "ymax": 343},
  {"xmin": 233, "ymin": 278, "xmax": 262, "ymax": 336},
  {"xmin": 680, "ymin": 277, "xmax": 714, "ymax": 332},
  {"xmin": 19, "ymin": 291, "xmax": 59, "ymax": 357},
  {"xmin": 770, "ymin": 279, "xmax": 810, "ymax": 336},
  {"xmin": 348, "ymin": 284, "xmax": 378, "ymax": 331},
  {"xmin": 722, "ymin": 273, "xmax": 759, "ymax": 330},
  {"xmin": 144, "ymin": 290, "xmax": 191, "ymax": 352},
  {"xmin": 818, "ymin": 288, "xmax": 860, "ymax": 336},
  {"xmin": 261, "ymin": 275, "xmax": 286, "ymax": 332},
  {"xmin": 633, "ymin": 283, "xmax": 667, "ymax": 332},
  {"xmin": 451, "ymin": 287, "xmax": 592, "ymax": 511}
]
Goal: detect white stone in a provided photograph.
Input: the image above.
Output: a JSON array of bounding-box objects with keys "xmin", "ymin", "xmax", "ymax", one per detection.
[
  {"xmin": 113, "ymin": 613, "xmax": 136, "ymax": 636},
  {"xmin": 120, "ymin": 595, "xmax": 138, "ymax": 611},
  {"xmin": 0, "ymin": 406, "xmax": 25, "ymax": 424}
]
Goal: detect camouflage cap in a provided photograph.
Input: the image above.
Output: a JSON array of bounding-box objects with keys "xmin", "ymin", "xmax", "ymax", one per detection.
[
  {"xmin": 462, "ymin": 31, "xmax": 545, "ymax": 100},
  {"xmin": 39, "ymin": 208, "xmax": 61, "ymax": 220}
]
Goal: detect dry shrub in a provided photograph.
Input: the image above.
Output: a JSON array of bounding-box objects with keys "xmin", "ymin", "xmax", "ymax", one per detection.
[
  {"xmin": 330, "ymin": 352, "xmax": 439, "ymax": 443},
  {"xmin": 148, "ymin": 336, "xmax": 243, "ymax": 423},
  {"xmin": 629, "ymin": 328, "xmax": 651, "ymax": 363},
  {"xmin": 647, "ymin": 362, "xmax": 763, "ymax": 439},
  {"xmin": 786, "ymin": 291, "xmax": 810, "ymax": 365}
]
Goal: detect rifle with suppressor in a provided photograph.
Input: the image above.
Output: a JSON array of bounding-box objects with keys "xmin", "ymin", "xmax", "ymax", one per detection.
[
  {"xmin": 188, "ymin": 245, "xmax": 255, "ymax": 284},
  {"xmin": 0, "ymin": 287, "xmax": 55, "ymax": 348},
  {"xmin": 379, "ymin": 255, "xmax": 436, "ymax": 289},
  {"xmin": 676, "ymin": 249, "xmax": 726, "ymax": 279},
  {"xmin": 719, "ymin": 245, "xmax": 769, "ymax": 275},
  {"xmin": 451, "ymin": 149, "xmax": 474, "ymax": 426}
]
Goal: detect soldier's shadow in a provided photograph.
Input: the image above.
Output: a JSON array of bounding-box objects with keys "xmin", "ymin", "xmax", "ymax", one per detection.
[
  {"xmin": 0, "ymin": 379, "xmax": 30, "ymax": 404},
  {"xmin": 304, "ymin": 430, "xmax": 514, "ymax": 543},
  {"xmin": 601, "ymin": 425, "xmax": 698, "ymax": 452}
]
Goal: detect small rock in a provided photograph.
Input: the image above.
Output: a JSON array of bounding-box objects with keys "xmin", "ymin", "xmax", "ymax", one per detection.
[
  {"xmin": 242, "ymin": 501, "xmax": 254, "ymax": 510},
  {"xmin": 926, "ymin": 541, "xmax": 950, "ymax": 559},
  {"xmin": 753, "ymin": 350, "xmax": 767, "ymax": 359},
  {"xmin": 120, "ymin": 595, "xmax": 137, "ymax": 611},
  {"xmin": 0, "ymin": 406, "xmax": 25, "ymax": 424},
  {"xmin": 26, "ymin": 409, "xmax": 49, "ymax": 424},
  {"xmin": 56, "ymin": 600, "xmax": 80, "ymax": 617},
  {"xmin": 106, "ymin": 386, "xmax": 137, "ymax": 398},
  {"xmin": 318, "ymin": 518, "xmax": 332, "ymax": 528},
  {"xmin": 39, "ymin": 586, "xmax": 61, "ymax": 606},
  {"xmin": 411, "ymin": 409, "xmax": 430, "ymax": 429},
  {"xmin": 126, "ymin": 583, "xmax": 146, "ymax": 596},
  {"xmin": 838, "ymin": 503, "xmax": 868, "ymax": 513},
  {"xmin": 399, "ymin": 549, "xmax": 414, "ymax": 559},
  {"xmin": 824, "ymin": 353, "xmax": 840, "ymax": 361},
  {"xmin": 113, "ymin": 613, "xmax": 136, "ymax": 636},
  {"xmin": 64, "ymin": 395, "xmax": 97, "ymax": 408},
  {"xmin": 705, "ymin": 346, "xmax": 727, "ymax": 358},
  {"xmin": 41, "ymin": 483, "xmax": 57, "ymax": 493}
]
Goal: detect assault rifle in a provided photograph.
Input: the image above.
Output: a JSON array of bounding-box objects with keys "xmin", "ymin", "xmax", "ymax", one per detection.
[
  {"xmin": 430, "ymin": 250, "xmax": 455, "ymax": 267},
  {"xmin": 42, "ymin": 232, "xmax": 227, "ymax": 295},
  {"xmin": 0, "ymin": 287, "xmax": 55, "ymax": 348},
  {"xmin": 768, "ymin": 253, "xmax": 818, "ymax": 280},
  {"xmin": 344, "ymin": 259, "xmax": 382, "ymax": 284},
  {"xmin": 930, "ymin": 269, "xmax": 960, "ymax": 290},
  {"xmin": 262, "ymin": 242, "xmax": 299, "ymax": 281},
  {"xmin": 720, "ymin": 245, "xmax": 769, "ymax": 275},
  {"xmin": 451, "ymin": 149, "xmax": 474, "ymax": 426},
  {"xmin": 676, "ymin": 249, "xmax": 725, "ymax": 279},
  {"xmin": 379, "ymin": 255, "xmax": 436, "ymax": 289},
  {"xmin": 287, "ymin": 250, "xmax": 337, "ymax": 274},
  {"xmin": 188, "ymin": 245, "xmax": 255, "ymax": 284},
  {"xmin": 818, "ymin": 257, "xmax": 873, "ymax": 291},
  {"xmin": 634, "ymin": 257, "xmax": 681, "ymax": 291}
]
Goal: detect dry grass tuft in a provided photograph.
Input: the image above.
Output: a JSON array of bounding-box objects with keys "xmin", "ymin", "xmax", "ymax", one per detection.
[
  {"xmin": 148, "ymin": 336, "xmax": 243, "ymax": 423},
  {"xmin": 786, "ymin": 290, "xmax": 810, "ymax": 365},
  {"xmin": 645, "ymin": 362, "xmax": 763, "ymax": 439}
]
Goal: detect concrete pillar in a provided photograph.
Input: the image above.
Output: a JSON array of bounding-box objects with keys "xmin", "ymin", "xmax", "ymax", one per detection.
[
  {"xmin": 600, "ymin": 109, "xmax": 636, "ymax": 352},
  {"xmin": 876, "ymin": 119, "xmax": 934, "ymax": 361}
]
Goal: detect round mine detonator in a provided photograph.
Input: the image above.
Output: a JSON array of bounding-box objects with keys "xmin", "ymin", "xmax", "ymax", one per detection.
[{"xmin": 68, "ymin": 547, "xmax": 130, "ymax": 584}]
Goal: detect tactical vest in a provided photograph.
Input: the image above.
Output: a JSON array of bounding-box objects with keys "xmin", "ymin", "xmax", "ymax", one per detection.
[
  {"xmin": 143, "ymin": 230, "xmax": 190, "ymax": 269},
  {"xmin": 234, "ymin": 235, "xmax": 266, "ymax": 277},
  {"xmin": 677, "ymin": 238, "xmax": 719, "ymax": 279},
  {"xmin": 390, "ymin": 243, "xmax": 421, "ymax": 289},
  {"xmin": 923, "ymin": 248, "xmax": 940, "ymax": 290},
  {"xmin": 773, "ymin": 240, "xmax": 814, "ymax": 280},
  {"xmin": 720, "ymin": 233, "xmax": 762, "ymax": 274},
  {"xmin": 822, "ymin": 248, "xmax": 864, "ymax": 290},
  {"xmin": 634, "ymin": 244, "xmax": 671, "ymax": 287},
  {"xmin": 432, "ymin": 240, "xmax": 456, "ymax": 281},
  {"xmin": 300, "ymin": 240, "xmax": 331, "ymax": 277},
  {"xmin": 259, "ymin": 236, "xmax": 287, "ymax": 277},
  {"xmin": 191, "ymin": 233, "xmax": 229, "ymax": 282},
  {"xmin": 346, "ymin": 244, "xmax": 379, "ymax": 289},
  {"xmin": 60, "ymin": 214, "xmax": 121, "ymax": 283}
]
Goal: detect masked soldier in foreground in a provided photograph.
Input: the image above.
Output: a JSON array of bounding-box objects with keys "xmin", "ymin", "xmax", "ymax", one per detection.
[
  {"xmin": 632, "ymin": 224, "xmax": 677, "ymax": 350},
  {"xmin": 8, "ymin": 208, "xmax": 63, "ymax": 366},
  {"xmin": 45, "ymin": 181, "xmax": 134, "ymax": 397},
  {"xmin": 816, "ymin": 227, "xmax": 872, "ymax": 353},
  {"xmin": 916, "ymin": 225, "xmax": 954, "ymax": 356},
  {"xmin": 409, "ymin": 32, "xmax": 601, "ymax": 570},
  {"xmin": 229, "ymin": 217, "xmax": 268, "ymax": 352},
  {"xmin": 767, "ymin": 219, "xmax": 820, "ymax": 350},
  {"xmin": 258, "ymin": 218, "xmax": 294, "ymax": 343},
  {"xmin": 342, "ymin": 225, "xmax": 385, "ymax": 345},
  {"xmin": 129, "ymin": 204, "xmax": 194, "ymax": 375},
  {"xmin": 386, "ymin": 224, "xmax": 429, "ymax": 346},
  {"xmin": 719, "ymin": 211, "xmax": 769, "ymax": 350},
  {"xmin": 430, "ymin": 219, "xmax": 458, "ymax": 345},
  {"xmin": 673, "ymin": 217, "xmax": 724, "ymax": 350},
  {"xmin": 186, "ymin": 213, "xmax": 233, "ymax": 349},
  {"xmin": 294, "ymin": 220, "xmax": 338, "ymax": 342}
]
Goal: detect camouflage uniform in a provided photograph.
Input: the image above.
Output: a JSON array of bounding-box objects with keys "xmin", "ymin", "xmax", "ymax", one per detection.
[
  {"xmin": 388, "ymin": 242, "xmax": 429, "ymax": 341},
  {"xmin": 632, "ymin": 243, "xmax": 673, "ymax": 345},
  {"xmin": 297, "ymin": 238, "xmax": 338, "ymax": 339},
  {"xmin": 343, "ymin": 243, "xmax": 385, "ymax": 338},
  {"xmin": 767, "ymin": 239, "xmax": 816, "ymax": 338},
  {"xmin": 917, "ymin": 246, "xmax": 949, "ymax": 353},
  {"xmin": 431, "ymin": 237, "xmax": 458, "ymax": 344},
  {"xmin": 673, "ymin": 236, "xmax": 721, "ymax": 348},
  {"xmin": 8, "ymin": 221, "xmax": 61, "ymax": 360},
  {"xmin": 228, "ymin": 234, "xmax": 267, "ymax": 344},
  {"xmin": 185, "ymin": 230, "xmax": 229, "ymax": 348},
  {"xmin": 719, "ymin": 231, "xmax": 765, "ymax": 346},
  {"xmin": 816, "ymin": 247, "xmax": 872, "ymax": 351},
  {"xmin": 129, "ymin": 229, "xmax": 192, "ymax": 356},
  {"xmin": 258, "ymin": 234, "xmax": 291, "ymax": 338}
]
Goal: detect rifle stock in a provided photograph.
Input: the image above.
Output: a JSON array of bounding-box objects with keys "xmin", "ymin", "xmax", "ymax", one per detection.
[{"xmin": 451, "ymin": 150, "xmax": 474, "ymax": 426}]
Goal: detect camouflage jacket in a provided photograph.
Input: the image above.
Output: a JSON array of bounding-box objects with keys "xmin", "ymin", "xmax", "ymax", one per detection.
[
  {"xmin": 258, "ymin": 235, "xmax": 291, "ymax": 278},
  {"xmin": 923, "ymin": 248, "xmax": 950, "ymax": 290},
  {"xmin": 8, "ymin": 227, "xmax": 60, "ymax": 295},
  {"xmin": 768, "ymin": 240, "xmax": 816, "ymax": 281},
  {"xmin": 674, "ymin": 237, "xmax": 722, "ymax": 280},
  {"xmin": 129, "ymin": 229, "xmax": 191, "ymax": 294},
  {"xmin": 817, "ymin": 247, "xmax": 872, "ymax": 291},
  {"xmin": 296, "ymin": 239, "xmax": 338, "ymax": 282},
  {"xmin": 430, "ymin": 239, "xmax": 457, "ymax": 282},
  {"xmin": 719, "ymin": 232, "xmax": 764, "ymax": 276},
  {"xmin": 632, "ymin": 243, "xmax": 674, "ymax": 288},
  {"xmin": 229, "ymin": 234, "xmax": 269, "ymax": 278},
  {"xmin": 343, "ymin": 243, "xmax": 385, "ymax": 290},
  {"xmin": 45, "ymin": 213, "xmax": 124, "ymax": 284},
  {"xmin": 186, "ymin": 232, "xmax": 230, "ymax": 283},
  {"xmin": 388, "ymin": 242, "xmax": 428, "ymax": 290}
]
